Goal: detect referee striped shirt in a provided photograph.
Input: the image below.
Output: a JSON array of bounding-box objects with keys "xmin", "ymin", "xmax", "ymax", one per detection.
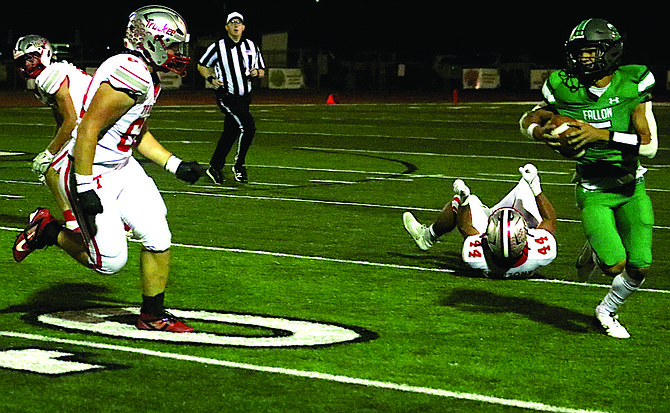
[{"xmin": 199, "ymin": 37, "xmax": 265, "ymax": 96}]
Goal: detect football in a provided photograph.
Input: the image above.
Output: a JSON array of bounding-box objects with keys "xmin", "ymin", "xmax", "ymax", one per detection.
[{"xmin": 546, "ymin": 114, "xmax": 585, "ymax": 159}]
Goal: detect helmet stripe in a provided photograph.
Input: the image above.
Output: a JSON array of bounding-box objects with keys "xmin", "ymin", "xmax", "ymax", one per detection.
[{"xmin": 502, "ymin": 209, "xmax": 510, "ymax": 258}]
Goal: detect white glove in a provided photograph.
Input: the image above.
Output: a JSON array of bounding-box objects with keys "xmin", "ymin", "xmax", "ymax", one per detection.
[
  {"xmin": 453, "ymin": 179, "xmax": 471, "ymax": 205},
  {"xmin": 31, "ymin": 149, "xmax": 54, "ymax": 175},
  {"xmin": 519, "ymin": 164, "xmax": 542, "ymax": 196}
]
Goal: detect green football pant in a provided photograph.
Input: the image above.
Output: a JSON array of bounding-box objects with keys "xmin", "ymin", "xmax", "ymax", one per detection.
[{"xmin": 575, "ymin": 179, "xmax": 653, "ymax": 269}]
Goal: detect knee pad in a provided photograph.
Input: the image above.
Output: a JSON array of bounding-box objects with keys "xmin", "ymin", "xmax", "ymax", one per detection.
[
  {"xmin": 135, "ymin": 220, "xmax": 171, "ymax": 252},
  {"xmin": 92, "ymin": 248, "xmax": 128, "ymax": 275}
]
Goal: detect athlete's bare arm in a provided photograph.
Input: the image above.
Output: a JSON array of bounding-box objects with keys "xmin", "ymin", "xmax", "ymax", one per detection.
[{"xmin": 74, "ymin": 83, "xmax": 135, "ymax": 175}]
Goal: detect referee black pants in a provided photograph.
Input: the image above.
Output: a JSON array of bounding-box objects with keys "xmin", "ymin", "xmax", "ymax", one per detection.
[{"xmin": 210, "ymin": 92, "xmax": 256, "ymax": 171}]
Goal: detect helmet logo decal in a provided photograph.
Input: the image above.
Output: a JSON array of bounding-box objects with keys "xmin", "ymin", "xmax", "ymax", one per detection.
[{"xmin": 145, "ymin": 18, "xmax": 178, "ymax": 37}]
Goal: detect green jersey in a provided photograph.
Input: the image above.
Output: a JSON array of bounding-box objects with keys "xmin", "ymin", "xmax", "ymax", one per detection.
[{"xmin": 542, "ymin": 65, "xmax": 654, "ymax": 188}]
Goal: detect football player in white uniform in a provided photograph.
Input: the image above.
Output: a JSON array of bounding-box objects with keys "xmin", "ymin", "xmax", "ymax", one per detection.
[
  {"xmin": 13, "ymin": 35, "xmax": 92, "ymax": 231},
  {"xmin": 403, "ymin": 164, "xmax": 557, "ymax": 278},
  {"xmin": 13, "ymin": 6, "xmax": 202, "ymax": 333}
]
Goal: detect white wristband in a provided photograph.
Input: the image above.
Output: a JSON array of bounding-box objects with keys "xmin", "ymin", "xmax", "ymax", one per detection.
[
  {"xmin": 529, "ymin": 180, "xmax": 542, "ymax": 197},
  {"xmin": 611, "ymin": 132, "xmax": 638, "ymax": 146},
  {"xmin": 164, "ymin": 155, "xmax": 182, "ymax": 174},
  {"xmin": 526, "ymin": 123, "xmax": 539, "ymax": 138},
  {"xmin": 75, "ymin": 173, "xmax": 96, "ymax": 192}
]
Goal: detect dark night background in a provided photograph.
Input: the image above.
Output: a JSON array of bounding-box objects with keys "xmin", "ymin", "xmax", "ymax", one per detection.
[{"xmin": 0, "ymin": 1, "xmax": 666, "ymax": 91}]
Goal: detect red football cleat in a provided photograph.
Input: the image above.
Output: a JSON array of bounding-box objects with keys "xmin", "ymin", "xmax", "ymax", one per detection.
[
  {"xmin": 13, "ymin": 208, "xmax": 58, "ymax": 262},
  {"xmin": 137, "ymin": 312, "xmax": 194, "ymax": 333}
]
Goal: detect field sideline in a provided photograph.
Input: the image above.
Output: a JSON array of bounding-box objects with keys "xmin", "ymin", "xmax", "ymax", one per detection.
[{"xmin": 0, "ymin": 98, "xmax": 669, "ymax": 412}]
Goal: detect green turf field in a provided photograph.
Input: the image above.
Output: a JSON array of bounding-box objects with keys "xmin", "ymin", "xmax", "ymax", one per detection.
[{"xmin": 0, "ymin": 97, "xmax": 668, "ymax": 412}]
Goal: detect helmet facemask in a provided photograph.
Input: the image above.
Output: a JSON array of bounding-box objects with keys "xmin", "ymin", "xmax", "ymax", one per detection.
[{"xmin": 162, "ymin": 40, "xmax": 191, "ymax": 76}]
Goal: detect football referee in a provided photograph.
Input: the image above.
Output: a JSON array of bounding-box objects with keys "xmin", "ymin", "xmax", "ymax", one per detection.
[{"xmin": 197, "ymin": 11, "xmax": 265, "ymax": 183}]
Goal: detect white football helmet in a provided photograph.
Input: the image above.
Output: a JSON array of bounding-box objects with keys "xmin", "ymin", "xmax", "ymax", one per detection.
[
  {"xmin": 485, "ymin": 207, "xmax": 528, "ymax": 260},
  {"xmin": 13, "ymin": 35, "xmax": 54, "ymax": 79},
  {"xmin": 123, "ymin": 5, "xmax": 191, "ymax": 76}
]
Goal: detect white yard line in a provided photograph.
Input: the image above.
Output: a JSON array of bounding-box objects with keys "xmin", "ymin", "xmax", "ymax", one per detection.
[{"xmin": 0, "ymin": 330, "xmax": 608, "ymax": 413}]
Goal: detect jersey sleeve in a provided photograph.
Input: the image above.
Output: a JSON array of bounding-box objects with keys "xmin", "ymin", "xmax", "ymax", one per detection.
[
  {"xmin": 198, "ymin": 42, "xmax": 218, "ymax": 67},
  {"xmin": 101, "ymin": 55, "xmax": 152, "ymax": 98},
  {"xmin": 35, "ymin": 63, "xmax": 68, "ymax": 96},
  {"xmin": 253, "ymin": 41, "xmax": 265, "ymax": 70},
  {"xmin": 541, "ymin": 79, "xmax": 556, "ymax": 106},
  {"xmin": 633, "ymin": 65, "xmax": 654, "ymax": 102},
  {"xmin": 462, "ymin": 235, "xmax": 489, "ymax": 272},
  {"xmin": 527, "ymin": 229, "xmax": 557, "ymax": 263},
  {"xmin": 542, "ymin": 70, "xmax": 568, "ymax": 105}
]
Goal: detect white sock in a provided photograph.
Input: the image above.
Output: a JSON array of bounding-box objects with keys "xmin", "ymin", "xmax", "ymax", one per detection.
[
  {"xmin": 450, "ymin": 195, "xmax": 460, "ymax": 212},
  {"xmin": 428, "ymin": 225, "xmax": 438, "ymax": 242},
  {"xmin": 599, "ymin": 272, "xmax": 644, "ymax": 314},
  {"xmin": 63, "ymin": 209, "xmax": 80, "ymax": 231}
]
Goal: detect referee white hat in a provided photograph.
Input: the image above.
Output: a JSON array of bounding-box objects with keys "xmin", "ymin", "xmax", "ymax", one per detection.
[{"xmin": 227, "ymin": 12, "xmax": 244, "ymax": 23}]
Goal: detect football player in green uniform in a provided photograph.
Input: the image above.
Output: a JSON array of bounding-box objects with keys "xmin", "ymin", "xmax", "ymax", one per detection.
[{"xmin": 519, "ymin": 18, "xmax": 658, "ymax": 338}]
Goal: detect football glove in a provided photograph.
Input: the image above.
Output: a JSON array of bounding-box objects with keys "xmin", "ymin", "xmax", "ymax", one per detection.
[
  {"xmin": 176, "ymin": 161, "xmax": 203, "ymax": 184},
  {"xmin": 32, "ymin": 149, "xmax": 54, "ymax": 176},
  {"xmin": 519, "ymin": 164, "xmax": 542, "ymax": 196},
  {"xmin": 77, "ymin": 190, "xmax": 103, "ymax": 215},
  {"xmin": 74, "ymin": 173, "xmax": 103, "ymax": 215},
  {"xmin": 165, "ymin": 155, "xmax": 203, "ymax": 184}
]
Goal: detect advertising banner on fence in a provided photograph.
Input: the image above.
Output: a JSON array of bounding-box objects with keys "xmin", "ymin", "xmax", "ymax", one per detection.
[
  {"xmin": 462, "ymin": 68, "xmax": 500, "ymax": 89},
  {"xmin": 268, "ymin": 68, "xmax": 305, "ymax": 89}
]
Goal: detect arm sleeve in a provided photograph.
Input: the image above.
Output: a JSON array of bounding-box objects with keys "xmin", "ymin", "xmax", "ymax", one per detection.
[{"xmin": 198, "ymin": 43, "xmax": 218, "ymax": 67}]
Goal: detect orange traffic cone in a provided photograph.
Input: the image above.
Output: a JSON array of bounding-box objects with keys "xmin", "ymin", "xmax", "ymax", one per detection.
[{"xmin": 326, "ymin": 94, "xmax": 340, "ymax": 105}]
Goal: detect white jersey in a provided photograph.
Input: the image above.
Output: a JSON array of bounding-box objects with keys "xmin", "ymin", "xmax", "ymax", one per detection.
[
  {"xmin": 462, "ymin": 228, "xmax": 557, "ymax": 278},
  {"xmin": 80, "ymin": 53, "xmax": 160, "ymax": 168},
  {"xmin": 58, "ymin": 54, "xmax": 169, "ymax": 274},
  {"xmin": 35, "ymin": 62, "xmax": 92, "ymax": 175},
  {"xmin": 35, "ymin": 61, "xmax": 91, "ymax": 114}
]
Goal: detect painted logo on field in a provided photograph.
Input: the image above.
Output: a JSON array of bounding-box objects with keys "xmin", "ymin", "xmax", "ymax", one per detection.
[
  {"xmin": 0, "ymin": 348, "xmax": 121, "ymax": 375},
  {"xmin": 36, "ymin": 307, "xmax": 377, "ymax": 347}
]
